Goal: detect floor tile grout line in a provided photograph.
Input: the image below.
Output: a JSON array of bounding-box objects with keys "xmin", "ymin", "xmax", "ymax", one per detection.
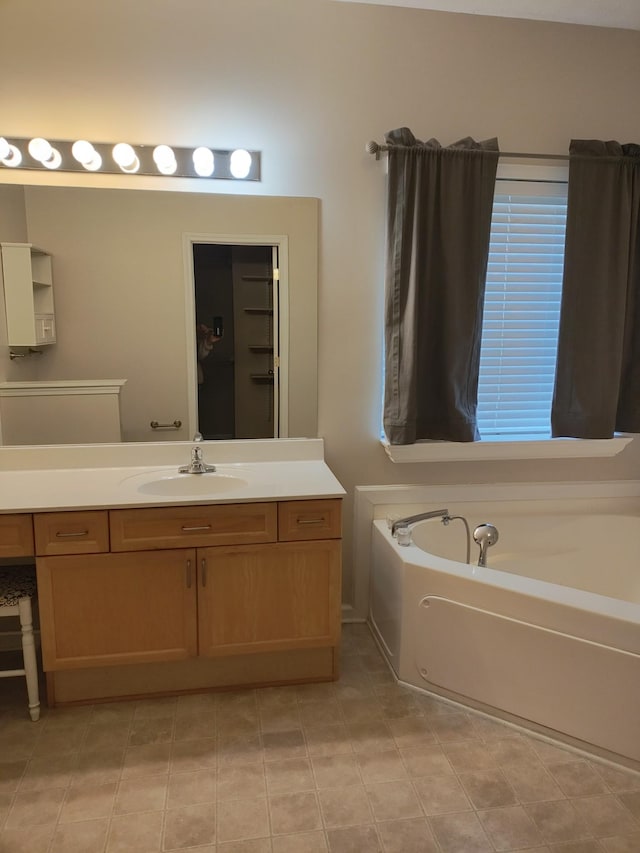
[{"xmin": 2, "ymin": 631, "xmax": 640, "ymax": 851}]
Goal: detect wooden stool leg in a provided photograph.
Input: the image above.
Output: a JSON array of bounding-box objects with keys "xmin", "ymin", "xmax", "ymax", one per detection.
[{"xmin": 18, "ymin": 597, "xmax": 40, "ymax": 721}]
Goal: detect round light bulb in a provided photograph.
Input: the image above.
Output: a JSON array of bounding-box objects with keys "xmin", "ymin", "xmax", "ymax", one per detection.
[
  {"xmin": 229, "ymin": 149, "xmax": 252, "ymax": 179},
  {"xmin": 83, "ymin": 152, "xmax": 102, "ymax": 171},
  {"xmin": 28, "ymin": 137, "xmax": 53, "ymax": 163},
  {"xmin": 1, "ymin": 144, "xmax": 22, "ymax": 167},
  {"xmin": 0, "ymin": 137, "xmax": 10, "ymax": 160},
  {"xmin": 72, "ymin": 140, "xmax": 102, "ymax": 171},
  {"xmin": 72, "ymin": 140, "xmax": 95, "ymax": 163},
  {"xmin": 153, "ymin": 144, "xmax": 177, "ymax": 175},
  {"xmin": 42, "ymin": 147, "xmax": 62, "ymax": 169},
  {"xmin": 112, "ymin": 142, "xmax": 140, "ymax": 172},
  {"xmin": 192, "ymin": 146, "xmax": 214, "ymax": 177}
]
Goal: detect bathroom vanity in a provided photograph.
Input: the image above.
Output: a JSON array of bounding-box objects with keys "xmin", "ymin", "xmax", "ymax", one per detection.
[{"xmin": 0, "ymin": 439, "xmax": 345, "ymax": 705}]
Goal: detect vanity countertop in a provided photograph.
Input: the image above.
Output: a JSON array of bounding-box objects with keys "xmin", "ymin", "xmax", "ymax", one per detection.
[{"xmin": 0, "ymin": 439, "xmax": 346, "ymax": 513}]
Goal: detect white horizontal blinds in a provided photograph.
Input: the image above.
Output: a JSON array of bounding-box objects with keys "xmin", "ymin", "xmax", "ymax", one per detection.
[{"xmin": 477, "ymin": 180, "xmax": 568, "ymax": 438}]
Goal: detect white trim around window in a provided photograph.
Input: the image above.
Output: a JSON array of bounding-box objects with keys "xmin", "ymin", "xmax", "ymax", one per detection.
[{"xmin": 381, "ymin": 435, "xmax": 634, "ymax": 463}]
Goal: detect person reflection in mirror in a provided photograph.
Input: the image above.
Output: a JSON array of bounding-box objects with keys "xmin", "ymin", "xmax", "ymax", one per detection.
[{"xmin": 196, "ymin": 324, "xmax": 222, "ymax": 384}]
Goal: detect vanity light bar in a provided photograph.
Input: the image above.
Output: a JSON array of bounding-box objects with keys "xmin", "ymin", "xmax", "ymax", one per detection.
[{"xmin": 0, "ymin": 136, "xmax": 261, "ymax": 181}]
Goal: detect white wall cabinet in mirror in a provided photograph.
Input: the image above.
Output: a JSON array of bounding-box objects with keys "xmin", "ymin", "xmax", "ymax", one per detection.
[{"xmin": 1, "ymin": 242, "xmax": 56, "ymax": 347}]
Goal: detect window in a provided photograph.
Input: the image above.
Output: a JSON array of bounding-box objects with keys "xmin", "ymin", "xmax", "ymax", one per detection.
[
  {"xmin": 381, "ymin": 164, "xmax": 631, "ymax": 461},
  {"xmin": 477, "ymin": 177, "xmax": 568, "ymax": 440}
]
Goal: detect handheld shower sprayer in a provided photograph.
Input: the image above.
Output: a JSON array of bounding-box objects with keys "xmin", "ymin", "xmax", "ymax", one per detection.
[{"xmin": 473, "ymin": 523, "xmax": 499, "ymax": 567}]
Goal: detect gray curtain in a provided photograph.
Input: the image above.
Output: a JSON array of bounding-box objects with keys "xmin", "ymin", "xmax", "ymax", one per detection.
[
  {"xmin": 383, "ymin": 128, "xmax": 499, "ymax": 444},
  {"xmin": 552, "ymin": 139, "xmax": 640, "ymax": 439}
]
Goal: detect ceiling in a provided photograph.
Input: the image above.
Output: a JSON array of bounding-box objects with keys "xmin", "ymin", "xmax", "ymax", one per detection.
[{"xmin": 335, "ymin": 1, "xmax": 640, "ymax": 31}]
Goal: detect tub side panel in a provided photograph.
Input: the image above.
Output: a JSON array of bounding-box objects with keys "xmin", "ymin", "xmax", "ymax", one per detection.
[
  {"xmin": 370, "ymin": 527, "xmax": 403, "ymax": 673},
  {"xmin": 412, "ymin": 596, "xmax": 640, "ymax": 762}
]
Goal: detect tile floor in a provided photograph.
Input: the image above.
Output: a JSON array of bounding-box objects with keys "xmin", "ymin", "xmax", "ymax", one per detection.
[{"xmin": 0, "ymin": 623, "xmax": 639, "ymax": 853}]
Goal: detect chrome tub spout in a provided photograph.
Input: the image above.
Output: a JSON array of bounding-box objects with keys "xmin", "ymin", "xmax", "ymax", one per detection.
[{"xmin": 391, "ymin": 509, "xmax": 450, "ymax": 537}]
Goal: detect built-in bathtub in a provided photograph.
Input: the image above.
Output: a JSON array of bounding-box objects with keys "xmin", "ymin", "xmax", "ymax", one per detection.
[{"xmin": 369, "ymin": 497, "xmax": 640, "ymax": 767}]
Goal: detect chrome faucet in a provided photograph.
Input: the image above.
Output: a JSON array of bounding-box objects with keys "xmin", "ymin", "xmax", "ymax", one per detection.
[
  {"xmin": 391, "ymin": 509, "xmax": 450, "ymax": 537},
  {"xmin": 179, "ymin": 445, "xmax": 216, "ymax": 474},
  {"xmin": 473, "ymin": 523, "xmax": 499, "ymax": 567}
]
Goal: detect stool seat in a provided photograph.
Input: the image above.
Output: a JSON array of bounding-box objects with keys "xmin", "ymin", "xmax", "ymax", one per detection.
[
  {"xmin": 0, "ymin": 566, "xmax": 37, "ymax": 606},
  {"xmin": 0, "ymin": 565, "xmax": 40, "ymax": 721}
]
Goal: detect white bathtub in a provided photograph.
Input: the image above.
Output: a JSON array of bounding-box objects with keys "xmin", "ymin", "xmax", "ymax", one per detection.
[{"xmin": 369, "ymin": 498, "xmax": 640, "ymax": 766}]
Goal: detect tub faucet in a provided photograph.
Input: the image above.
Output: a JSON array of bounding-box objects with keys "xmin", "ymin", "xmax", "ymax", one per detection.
[
  {"xmin": 179, "ymin": 445, "xmax": 216, "ymax": 474},
  {"xmin": 473, "ymin": 523, "xmax": 499, "ymax": 567},
  {"xmin": 391, "ymin": 509, "xmax": 450, "ymax": 537}
]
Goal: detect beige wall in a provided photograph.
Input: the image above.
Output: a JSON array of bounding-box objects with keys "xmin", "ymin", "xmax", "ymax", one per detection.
[{"xmin": 1, "ymin": 0, "xmax": 640, "ymax": 603}]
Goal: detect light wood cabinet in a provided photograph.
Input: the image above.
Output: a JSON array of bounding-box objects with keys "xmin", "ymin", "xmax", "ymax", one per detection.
[
  {"xmin": 32, "ymin": 498, "xmax": 342, "ymax": 696},
  {"xmin": 0, "ymin": 513, "xmax": 34, "ymax": 557},
  {"xmin": 198, "ymin": 540, "xmax": 341, "ymax": 657},
  {"xmin": 278, "ymin": 499, "xmax": 342, "ymax": 541},
  {"xmin": 37, "ymin": 550, "xmax": 198, "ymax": 670},
  {"xmin": 110, "ymin": 502, "xmax": 277, "ymax": 551},
  {"xmin": 34, "ymin": 510, "xmax": 109, "ymax": 556}
]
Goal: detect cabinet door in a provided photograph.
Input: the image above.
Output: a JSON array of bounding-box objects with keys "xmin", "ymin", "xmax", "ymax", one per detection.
[
  {"xmin": 0, "ymin": 513, "xmax": 34, "ymax": 557},
  {"xmin": 198, "ymin": 541, "xmax": 341, "ymax": 657},
  {"xmin": 37, "ymin": 549, "xmax": 197, "ymax": 670}
]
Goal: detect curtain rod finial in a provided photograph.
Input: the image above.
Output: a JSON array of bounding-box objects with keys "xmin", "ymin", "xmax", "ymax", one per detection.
[{"xmin": 366, "ymin": 140, "xmax": 381, "ymax": 159}]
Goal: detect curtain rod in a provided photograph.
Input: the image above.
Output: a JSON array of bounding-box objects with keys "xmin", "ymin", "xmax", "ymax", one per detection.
[{"xmin": 365, "ymin": 141, "xmax": 568, "ymax": 161}]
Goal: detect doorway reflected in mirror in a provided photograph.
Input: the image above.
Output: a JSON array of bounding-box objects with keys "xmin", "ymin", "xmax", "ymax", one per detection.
[{"xmin": 193, "ymin": 243, "xmax": 279, "ymax": 440}]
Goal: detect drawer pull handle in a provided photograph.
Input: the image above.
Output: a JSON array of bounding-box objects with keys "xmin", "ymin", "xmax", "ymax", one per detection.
[
  {"xmin": 55, "ymin": 530, "xmax": 89, "ymax": 538},
  {"xmin": 201, "ymin": 558, "xmax": 207, "ymax": 587},
  {"xmin": 181, "ymin": 525, "xmax": 212, "ymax": 532},
  {"xmin": 186, "ymin": 559, "xmax": 192, "ymax": 589},
  {"xmin": 296, "ymin": 518, "xmax": 325, "ymax": 526}
]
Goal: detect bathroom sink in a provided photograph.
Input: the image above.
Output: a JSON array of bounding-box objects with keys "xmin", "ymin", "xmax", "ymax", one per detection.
[{"xmin": 135, "ymin": 473, "xmax": 248, "ymax": 496}]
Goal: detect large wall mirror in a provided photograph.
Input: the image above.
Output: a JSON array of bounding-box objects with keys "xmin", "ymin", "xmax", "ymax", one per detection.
[{"xmin": 0, "ymin": 184, "xmax": 318, "ymax": 445}]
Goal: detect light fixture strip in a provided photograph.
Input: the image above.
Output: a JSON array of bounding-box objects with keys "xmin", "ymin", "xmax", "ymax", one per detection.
[{"xmin": 0, "ymin": 137, "xmax": 261, "ymax": 181}]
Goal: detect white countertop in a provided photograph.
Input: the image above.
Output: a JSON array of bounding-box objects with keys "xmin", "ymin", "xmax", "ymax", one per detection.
[{"xmin": 0, "ymin": 439, "xmax": 345, "ymax": 513}]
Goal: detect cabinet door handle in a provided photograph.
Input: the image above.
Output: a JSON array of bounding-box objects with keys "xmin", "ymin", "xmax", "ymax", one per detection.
[
  {"xmin": 181, "ymin": 525, "xmax": 212, "ymax": 532},
  {"xmin": 201, "ymin": 558, "xmax": 207, "ymax": 587},
  {"xmin": 296, "ymin": 517, "xmax": 325, "ymax": 526},
  {"xmin": 55, "ymin": 530, "xmax": 89, "ymax": 538},
  {"xmin": 186, "ymin": 559, "xmax": 192, "ymax": 589}
]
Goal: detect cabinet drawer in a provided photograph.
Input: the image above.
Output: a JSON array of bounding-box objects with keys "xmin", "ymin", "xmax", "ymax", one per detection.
[
  {"xmin": 278, "ymin": 499, "xmax": 342, "ymax": 541},
  {"xmin": 34, "ymin": 511, "xmax": 110, "ymax": 556},
  {"xmin": 0, "ymin": 513, "xmax": 34, "ymax": 557},
  {"xmin": 110, "ymin": 503, "xmax": 278, "ymax": 551}
]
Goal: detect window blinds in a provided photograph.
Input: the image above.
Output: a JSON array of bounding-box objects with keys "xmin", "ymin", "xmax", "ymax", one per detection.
[{"xmin": 477, "ymin": 184, "xmax": 568, "ymax": 439}]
